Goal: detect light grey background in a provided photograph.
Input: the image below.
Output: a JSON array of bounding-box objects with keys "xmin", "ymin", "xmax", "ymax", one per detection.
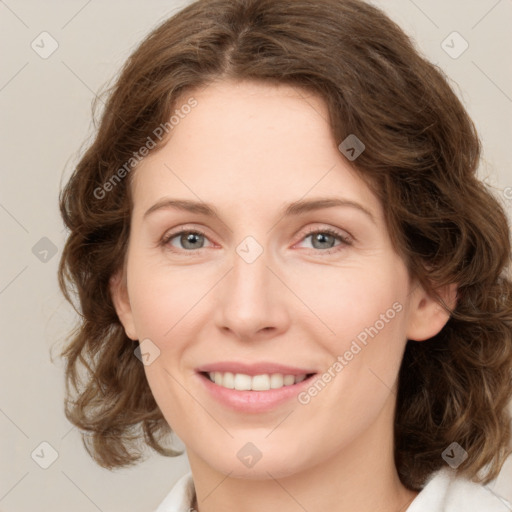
[{"xmin": 1, "ymin": 1, "xmax": 511, "ymax": 511}]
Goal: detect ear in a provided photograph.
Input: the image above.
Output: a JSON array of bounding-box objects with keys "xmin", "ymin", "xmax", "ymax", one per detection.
[
  {"xmin": 109, "ymin": 270, "xmax": 138, "ymax": 340},
  {"xmin": 406, "ymin": 281, "xmax": 458, "ymax": 342}
]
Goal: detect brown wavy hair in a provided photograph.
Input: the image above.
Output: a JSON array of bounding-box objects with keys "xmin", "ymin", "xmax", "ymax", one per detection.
[{"xmin": 58, "ymin": 0, "xmax": 512, "ymax": 490}]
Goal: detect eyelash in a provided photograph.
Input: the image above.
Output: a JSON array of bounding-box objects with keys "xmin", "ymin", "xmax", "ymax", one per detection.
[
  {"xmin": 160, "ymin": 225, "xmax": 353, "ymax": 256},
  {"xmin": 301, "ymin": 226, "xmax": 353, "ymax": 254}
]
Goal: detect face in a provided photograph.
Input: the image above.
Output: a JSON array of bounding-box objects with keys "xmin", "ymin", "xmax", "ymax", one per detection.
[{"xmin": 112, "ymin": 79, "xmax": 452, "ymax": 479}]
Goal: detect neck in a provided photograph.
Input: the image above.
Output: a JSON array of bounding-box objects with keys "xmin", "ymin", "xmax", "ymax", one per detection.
[{"xmin": 186, "ymin": 393, "xmax": 418, "ymax": 512}]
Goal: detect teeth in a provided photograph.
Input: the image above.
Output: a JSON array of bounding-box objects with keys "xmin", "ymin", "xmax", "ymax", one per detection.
[
  {"xmin": 252, "ymin": 374, "xmax": 270, "ymax": 391},
  {"xmin": 270, "ymin": 374, "xmax": 283, "ymax": 389},
  {"xmin": 207, "ymin": 372, "xmax": 308, "ymax": 391},
  {"xmin": 234, "ymin": 373, "xmax": 252, "ymax": 390}
]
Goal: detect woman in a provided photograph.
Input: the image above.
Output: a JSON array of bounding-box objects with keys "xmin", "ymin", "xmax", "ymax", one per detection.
[{"xmin": 58, "ymin": 0, "xmax": 512, "ymax": 510}]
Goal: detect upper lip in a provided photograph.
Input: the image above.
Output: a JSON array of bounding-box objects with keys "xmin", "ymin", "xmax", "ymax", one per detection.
[{"xmin": 196, "ymin": 361, "xmax": 317, "ymax": 376}]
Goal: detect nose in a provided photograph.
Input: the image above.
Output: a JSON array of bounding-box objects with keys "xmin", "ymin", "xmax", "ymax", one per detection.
[{"xmin": 214, "ymin": 243, "xmax": 290, "ymax": 341}]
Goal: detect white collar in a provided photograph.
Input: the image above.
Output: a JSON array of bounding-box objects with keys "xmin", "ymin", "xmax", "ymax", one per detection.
[{"xmin": 154, "ymin": 468, "xmax": 511, "ymax": 511}]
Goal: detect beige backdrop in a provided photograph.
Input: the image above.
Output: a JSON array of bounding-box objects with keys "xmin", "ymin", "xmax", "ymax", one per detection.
[{"xmin": 1, "ymin": 0, "xmax": 511, "ymax": 510}]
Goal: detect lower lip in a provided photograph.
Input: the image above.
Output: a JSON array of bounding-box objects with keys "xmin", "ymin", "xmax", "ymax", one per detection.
[{"xmin": 196, "ymin": 372, "xmax": 316, "ymax": 413}]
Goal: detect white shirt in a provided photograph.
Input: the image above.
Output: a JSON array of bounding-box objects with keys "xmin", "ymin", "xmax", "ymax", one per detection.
[{"xmin": 155, "ymin": 468, "xmax": 512, "ymax": 512}]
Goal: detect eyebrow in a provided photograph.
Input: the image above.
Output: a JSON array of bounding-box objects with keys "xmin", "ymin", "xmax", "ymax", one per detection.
[{"xmin": 143, "ymin": 197, "xmax": 376, "ymax": 224}]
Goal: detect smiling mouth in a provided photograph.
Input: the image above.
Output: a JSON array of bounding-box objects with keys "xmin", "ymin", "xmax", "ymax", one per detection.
[{"xmin": 201, "ymin": 371, "xmax": 316, "ymax": 391}]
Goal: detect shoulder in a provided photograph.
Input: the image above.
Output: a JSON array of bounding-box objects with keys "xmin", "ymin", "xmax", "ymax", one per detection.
[
  {"xmin": 154, "ymin": 471, "xmax": 195, "ymax": 512},
  {"xmin": 407, "ymin": 468, "xmax": 511, "ymax": 512}
]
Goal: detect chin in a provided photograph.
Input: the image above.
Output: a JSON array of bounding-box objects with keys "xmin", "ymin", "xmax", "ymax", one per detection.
[{"xmin": 201, "ymin": 447, "xmax": 311, "ymax": 480}]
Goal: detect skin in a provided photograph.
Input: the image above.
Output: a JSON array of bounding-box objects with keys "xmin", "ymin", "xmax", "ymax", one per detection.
[{"xmin": 111, "ymin": 79, "xmax": 457, "ymax": 512}]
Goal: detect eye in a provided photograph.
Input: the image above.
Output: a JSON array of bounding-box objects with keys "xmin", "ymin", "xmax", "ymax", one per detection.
[
  {"xmin": 161, "ymin": 228, "xmax": 213, "ymax": 252},
  {"xmin": 296, "ymin": 226, "xmax": 353, "ymax": 254},
  {"xmin": 160, "ymin": 225, "xmax": 353, "ymax": 255}
]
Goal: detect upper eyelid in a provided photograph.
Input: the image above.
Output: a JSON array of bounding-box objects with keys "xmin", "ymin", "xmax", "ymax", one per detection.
[
  {"xmin": 301, "ymin": 225, "xmax": 352, "ymax": 241},
  {"xmin": 162, "ymin": 226, "xmax": 211, "ymax": 245}
]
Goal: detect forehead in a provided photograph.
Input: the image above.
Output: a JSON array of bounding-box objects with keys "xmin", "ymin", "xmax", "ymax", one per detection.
[{"xmin": 131, "ymin": 79, "xmax": 381, "ymax": 221}]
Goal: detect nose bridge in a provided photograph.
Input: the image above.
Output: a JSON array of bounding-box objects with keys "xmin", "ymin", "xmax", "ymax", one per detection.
[
  {"xmin": 230, "ymin": 236, "xmax": 273, "ymax": 310},
  {"xmin": 215, "ymin": 234, "xmax": 287, "ymax": 336}
]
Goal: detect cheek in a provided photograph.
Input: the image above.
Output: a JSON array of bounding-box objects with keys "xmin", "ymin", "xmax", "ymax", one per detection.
[
  {"xmin": 322, "ymin": 273, "xmax": 409, "ymax": 406},
  {"xmin": 290, "ymin": 260, "xmax": 408, "ymax": 353},
  {"xmin": 297, "ymin": 260, "xmax": 410, "ymax": 416},
  {"xmin": 127, "ymin": 263, "xmax": 202, "ymax": 426},
  {"xmin": 126, "ymin": 260, "xmax": 217, "ymax": 426},
  {"xmin": 127, "ymin": 258, "xmax": 217, "ymax": 340}
]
